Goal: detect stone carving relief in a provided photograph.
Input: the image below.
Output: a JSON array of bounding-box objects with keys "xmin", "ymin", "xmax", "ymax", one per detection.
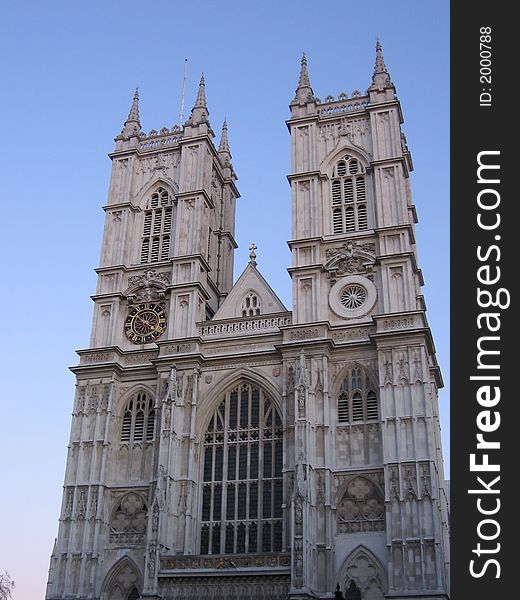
[
  {"xmin": 87, "ymin": 386, "xmax": 99, "ymax": 413},
  {"xmin": 296, "ymin": 352, "xmax": 309, "ymax": 418},
  {"xmin": 383, "ymin": 352, "xmax": 393, "ymax": 384},
  {"xmin": 316, "ymin": 472, "xmax": 325, "ymax": 507},
  {"xmin": 397, "ymin": 352, "xmax": 409, "ymax": 382},
  {"xmin": 337, "ymin": 476, "xmax": 385, "ymax": 533},
  {"xmin": 325, "ymin": 241, "xmax": 376, "ymax": 285},
  {"xmin": 89, "ymin": 488, "xmax": 98, "ymax": 518},
  {"xmin": 151, "ymin": 500, "xmax": 159, "ymax": 534},
  {"xmin": 147, "ymin": 542, "xmax": 157, "ymax": 577},
  {"xmin": 109, "ymin": 492, "xmax": 148, "ymax": 545},
  {"xmin": 413, "ymin": 349, "xmax": 423, "ymax": 381},
  {"xmin": 318, "ymin": 117, "xmax": 371, "ymax": 155},
  {"xmin": 64, "ymin": 487, "xmax": 74, "ymax": 517},
  {"xmin": 338, "ymin": 547, "xmax": 387, "ymax": 600},
  {"xmin": 75, "ymin": 388, "xmax": 86, "ymax": 414},
  {"xmin": 126, "ymin": 270, "xmax": 170, "ymax": 303},
  {"xmin": 420, "ymin": 463, "xmax": 432, "ymax": 497},
  {"xmin": 76, "ymin": 487, "xmax": 88, "ymax": 519},
  {"xmin": 101, "ymin": 384, "xmax": 110, "ymax": 411},
  {"xmin": 135, "ymin": 153, "xmax": 180, "ymax": 190},
  {"xmin": 158, "ymin": 575, "xmax": 290, "ymax": 600},
  {"xmin": 155, "ymin": 465, "xmax": 168, "ymax": 511},
  {"xmin": 403, "ymin": 464, "xmax": 417, "ymax": 498},
  {"xmin": 286, "ymin": 365, "xmax": 295, "ymax": 396},
  {"xmin": 388, "ymin": 465, "xmax": 400, "ymax": 501},
  {"xmin": 102, "ymin": 559, "xmax": 140, "ymax": 600}
]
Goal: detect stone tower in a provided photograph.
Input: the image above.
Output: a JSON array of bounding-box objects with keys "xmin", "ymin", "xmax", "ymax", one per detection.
[
  {"xmin": 284, "ymin": 46, "xmax": 449, "ymax": 599},
  {"xmin": 47, "ymin": 44, "xmax": 449, "ymax": 600}
]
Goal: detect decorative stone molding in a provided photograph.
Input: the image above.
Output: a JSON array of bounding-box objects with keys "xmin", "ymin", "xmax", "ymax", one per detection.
[
  {"xmin": 109, "ymin": 491, "xmax": 148, "ymax": 546},
  {"xmin": 160, "ymin": 553, "xmax": 291, "ymax": 571},
  {"xmin": 325, "ymin": 241, "xmax": 376, "ymax": 285},
  {"xmin": 158, "ymin": 574, "xmax": 290, "ymax": 600},
  {"xmin": 331, "ymin": 325, "xmax": 376, "ymax": 343},
  {"xmin": 337, "ymin": 546, "xmax": 387, "ymax": 600},
  {"xmin": 337, "ymin": 476, "xmax": 385, "ymax": 533},
  {"xmin": 125, "ymin": 270, "xmax": 170, "ymax": 303},
  {"xmin": 198, "ymin": 314, "xmax": 291, "ymax": 337}
]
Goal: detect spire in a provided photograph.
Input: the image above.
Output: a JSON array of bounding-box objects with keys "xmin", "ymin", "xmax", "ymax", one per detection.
[
  {"xmin": 218, "ymin": 118, "xmax": 234, "ymax": 173},
  {"xmin": 294, "ymin": 53, "xmax": 315, "ymax": 104},
  {"xmin": 128, "ymin": 87, "xmax": 140, "ymax": 122},
  {"xmin": 121, "ymin": 87, "xmax": 141, "ymax": 137},
  {"xmin": 218, "ymin": 118, "xmax": 230, "ymax": 153},
  {"xmin": 374, "ymin": 39, "xmax": 387, "ymax": 74},
  {"xmin": 194, "ymin": 73, "xmax": 207, "ymax": 108},
  {"xmin": 369, "ymin": 39, "xmax": 393, "ymax": 91},
  {"xmin": 298, "ymin": 53, "xmax": 311, "ymax": 88},
  {"xmin": 187, "ymin": 73, "xmax": 209, "ymax": 125}
]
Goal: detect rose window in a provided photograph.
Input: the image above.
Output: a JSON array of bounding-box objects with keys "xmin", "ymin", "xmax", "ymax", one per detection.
[{"xmin": 340, "ymin": 284, "xmax": 367, "ymax": 309}]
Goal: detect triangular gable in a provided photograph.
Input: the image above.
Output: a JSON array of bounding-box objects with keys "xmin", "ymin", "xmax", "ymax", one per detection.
[{"xmin": 213, "ymin": 263, "xmax": 288, "ymax": 320}]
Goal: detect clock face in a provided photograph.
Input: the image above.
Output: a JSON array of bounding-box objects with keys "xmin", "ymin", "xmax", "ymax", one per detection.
[{"xmin": 124, "ymin": 302, "xmax": 167, "ymax": 344}]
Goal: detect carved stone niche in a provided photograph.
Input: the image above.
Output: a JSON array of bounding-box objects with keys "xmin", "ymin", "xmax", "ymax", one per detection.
[
  {"xmin": 124, "ymin": 270, "xmax": 171, "ymax": 303},
  {"xmin": 325, "ymin": 241, "xmax": 376, "ymax": 286}
]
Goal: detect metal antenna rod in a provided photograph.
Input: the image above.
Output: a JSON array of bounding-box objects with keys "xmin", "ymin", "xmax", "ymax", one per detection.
[{"xmin": 179, "ymin": 58, "xmax": 187, "ymax": 125}]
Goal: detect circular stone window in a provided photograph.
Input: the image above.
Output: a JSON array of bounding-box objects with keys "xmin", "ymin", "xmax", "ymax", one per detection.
[
  {"xmin": 340, "ymin": 284, "xmax": 367, "ymax": 309},
  {"xmin": 329, "ymin": 275, "xmax": 377, "ymax": 319}
]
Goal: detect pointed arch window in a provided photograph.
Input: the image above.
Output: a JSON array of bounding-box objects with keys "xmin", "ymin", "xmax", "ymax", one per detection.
[
  {"xmin": 337, "ymin": 366, "xmax": 378, "ymax": 423},
  {"xmin": 121, "ymin": 392, "xmax": 156, "ymax": 443},
  {"xmin": 201, "ymin": 383, "xmax": 283, "ymax": 555},
  {"xmin": 127, "ymin": 588, "xmax": 140, "ymax": 600},
  {"xmin": 241, "ymin": 292, "xmax": 261, "ymax": 317},
  {"xmin": 140, "ymin": 187, "xmax": 174, "ymax": 263},
  {"xmin": 331, "ymin": 156, "xmax": 368, "ymax": 234}
]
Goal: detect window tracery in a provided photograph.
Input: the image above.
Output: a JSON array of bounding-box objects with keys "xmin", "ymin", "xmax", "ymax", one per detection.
[
  {"xmin": 201, "ymin": 383, "xmax": 283, "ymax": 554},
  {"xmin": 331, "ymin": 156, "xmax": 368, "ymax": 234},
  {"xmin": 140, "ymin": 187, "xmax": 174, "ymax": 263},
  {"xmin": 337, "ymin": 366, "xmax": 378, "ymax": 423},
  {"xmin": 337, "ymin": 476, "xmax": 385, "ymax": 533},
  {"xmin": 121, "ymin": 392, "xmax": 155, "ymax": 443},
  {"xmin": 109, "ymin": 492, "xmax": 148, "ymax": 545},
  {"xmin": 241, "ymin": 292, "xmax": 261, "ymax": 317}
]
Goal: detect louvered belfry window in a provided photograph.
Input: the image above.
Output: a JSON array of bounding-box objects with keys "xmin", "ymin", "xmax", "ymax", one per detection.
[
  {"xmin": 337, "ymin": 367, "xmax": 379, "ymax": 423},
  {"xmin": 120, "ymin": 392, "xmax": 155, "ymax": 442},
  {"xmin": 140, "ymin": 187, "xmax": 174, "ymax": 263},
  {"xmin": 331, "ymin": 156, "xmax": 368, "ymax": 234},
  {"xmin": 200, "ymin": 383, "xmax": 283, "ymax": 555}
]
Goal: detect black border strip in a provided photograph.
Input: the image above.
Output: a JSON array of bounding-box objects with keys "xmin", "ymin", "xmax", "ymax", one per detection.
[{"xmin": 451, "ymin": 3, "xmax": 514, "ymax": 598}]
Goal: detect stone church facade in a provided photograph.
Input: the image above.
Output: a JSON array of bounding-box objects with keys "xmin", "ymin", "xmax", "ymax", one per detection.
[{"xmin": 46, "ymin": 44, "xmax": 450, "ymax": 600}]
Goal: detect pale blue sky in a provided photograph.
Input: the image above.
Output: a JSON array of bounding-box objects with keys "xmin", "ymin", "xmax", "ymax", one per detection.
[{"xmin": 0, "ymin": 2, "xmax": 449, "ymax": 598}]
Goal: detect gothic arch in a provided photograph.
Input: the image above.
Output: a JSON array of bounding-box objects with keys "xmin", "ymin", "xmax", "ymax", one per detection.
[
  {"xmin": 101, "ymin": 556, "xmax": 143, "ymax": 600},
  {"xmin": 333, "ymin": 362, "xmax": 379, "ymax": 399},
  {"xmin": 195, "ymin": 369, "xmax": 283, "ymax": 439},
  {"xmin": 321, "ymin": 144, "xmax": 372, "ymax": 176},
  {"xmin": 335, "ymin": 475, "xmax": 385, "ymax": 509},
  {"xmin": 337, "ymin": 545, "xmax": 388, "ymax": 600},
  {"xmin": 237, "ymin": 288, "xmax": 263, "ymax": 317},
  {"xmin": 108, "ymin": 491, "xmax": 148, "ymax": 546},
  {"xmin": 134, "ymin": 176, "xmax": 178, "ymax": 210},
  {"xmin": 116, "ymin": 384, "xmax": 156, "ymax": 418},
  {"xmin": 197, "ymin": 378, "xmax": 284, "ymax": 555}
]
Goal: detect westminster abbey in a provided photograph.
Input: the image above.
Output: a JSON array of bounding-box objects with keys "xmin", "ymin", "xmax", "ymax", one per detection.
[{"xmin": 46, "ymin": 43, "xmax": 450, "ymax": 600}]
